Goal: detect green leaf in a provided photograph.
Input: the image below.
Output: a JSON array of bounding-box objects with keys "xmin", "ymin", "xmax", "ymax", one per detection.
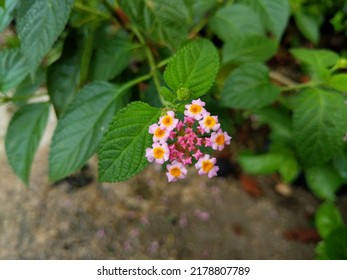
[
  {"xmin": 293, "ymin": 88, "xmax": 347, "ymax": 167},
  {"xmin": 290, "ymin": 48, "xmax": 339, "ymax": 68},
  {"xmin": 315, "ymin": 202, "xmax": 343, "ymax": 239},
  {"xmin": 305, "ymin": 166, "xmax": 343, "ymax": 201},
  {"xmin": 119, "ymin": 0, "xmax": 190, "ymax": 49},
  {"xmin": 241, "ymin": 0, "xmax": 290, "ymax": 40},
  {"xmin": 164, "ymin": 39, "xmax": 219, "ymax": 99},
  {"xmin": 5, "ymin": 102, "xmax": 49, "ymax": 184},
  {"xmin": 333, "ymin": 148, "xmax": 347, "ymax": 182},
  {"xmin": 290, "ymin": 48, "xmax": 337, "ymax": 81},
  {"xmin": 98, "ymin": 101, "xmax": 162, "ymax": 182},
  {"xmin": 316, "ymin": 226, "xmax": 347, "ymax": 260},
  {"xmin": 276, "ymin": 150, "xmax": 299, "ymax": 183},
  {"xmin": 0, "ymin": 48, "xmax": 29, "ymax": 92},
  {"xmin": 90, "ymin": 30, "xmax": 131, "ymax": 81},
  {"xmin": 220, "ymin": 63, "xmax": 280, "ymax": 109},
  {"xmin": 160, "ymin": 86, "xmax": 175, "ymax": 103},
  {"xmin": 209, "ymin": 4, "xmax": 265, "ymax": 41},
  {"xmin": 47, "ymin": 31, "xmax": 81, "ymax": 118},
  {"xmin": 13, "ymin": 68, "xmax": 45, "ymax": 107},
  {"xmin": 238, "ymin": 153, "xmax": 283, "ymax": 175},
  {"xmin": 294, "ymin": 10, "xmax": 319, "ymax": 44},
  {"xmin": 141, "ymin": 79, "xmax": 162, "ymax": 108},
  {"xmin": 49, "ymin": 82, "xmax": 124, "ymax": 181},
  {"xmin": 328, "ymin": 74, "xmax": 347, "ymax": 92},
  {"xmin": 0, "ymin": 0, "xmax": 19, "ymax": 32},
  {"xmin": 0, "ymin": 0, "xmax": 4, "ymax": 8},
  {"xmin": 278, "ymin": 156, "xmax": 299, "ymax": 183},
  {"xmin": 16, "ymin": 0, "xmax": 74, "ymax": 71},
  {"xmin": 222, "ymin": 35, "xmax": 277, "ymax": 65},
  {"xmin": 256, "ymin": 106, "xmax": 293, "ymax": 144},
  {"xmin": 184, "ymin": 0, "xmax": 216, "ymax": 24}
]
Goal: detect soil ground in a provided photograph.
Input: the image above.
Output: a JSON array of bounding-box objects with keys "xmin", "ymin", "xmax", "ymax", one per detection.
[{"xmin": 2, "ymin": 105, "xmax": 346, "ymax": 260}]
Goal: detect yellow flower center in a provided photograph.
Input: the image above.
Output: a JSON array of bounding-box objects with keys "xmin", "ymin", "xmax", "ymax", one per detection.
[
  {"xmin": 204, "ymin": 116, "xmax": 216, "ymax": 128},
  {"xmin": 153, "ymin": 147, "xmax": 165, "ymax": 159},
  {"xmin": 154, "ymin": 127, "xmax": 165, "ymax": 138},
  {"xmin": 215, "ymin": 134, "xmax": 225, "ymax": 145},
  {"xmin": 189, "ymin": 104, "xmax": 202, "ymax": 114},
  {"xmin": 202, "ymin": 160, "xmax": 213, "ymax": 173},
  {"xmin": 169, "ymin": 167, "xmax": 181, "ymax": 177},
  {"xmin": 162, "ymin": 115, "xmax": 173, "ymax": 127}
]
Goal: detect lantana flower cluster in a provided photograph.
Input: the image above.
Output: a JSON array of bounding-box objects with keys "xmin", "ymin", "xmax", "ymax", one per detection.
[{"xmin": 145, "ymin": 99, "xmax": 231, "ymax": 182}]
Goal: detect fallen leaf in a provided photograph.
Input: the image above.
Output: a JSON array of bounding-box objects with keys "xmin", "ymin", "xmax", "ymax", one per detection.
[
  {"xmin": 239, "ymin": 174, "xmax": 263, "ymax": 197},
  {"xmin": 284, "ymin": 228, "xmax": 321, "ymax": 243}
]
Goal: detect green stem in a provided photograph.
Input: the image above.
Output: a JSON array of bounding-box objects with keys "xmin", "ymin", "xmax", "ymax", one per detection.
[
  {"xmin": 79, "ymin": 24, "xmax": 97, "ymax": 87},
  {"xmin": 157, "ymin": 57, "xmax": 171, "ymax": 68},
  {"xmin": 0, "ymin": 93, "xmax": 47, "ymax": 103},
  {"xmin": 131, "ymin": 26, "xmax": 167, "ymax": 105},
  {"xmin": 122, "ymin": 73, "xmax": 152, "ymax": 90},
  {"xmin": 73, "ymin": 2, "xmax": 111, "ymax": 20},
  {"xmin": 280, "ymin": 81, "xmax": 321, "ymax": 92}
]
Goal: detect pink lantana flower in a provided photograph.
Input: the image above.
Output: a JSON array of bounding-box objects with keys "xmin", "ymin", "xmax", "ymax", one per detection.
[
  {"xmin": 210, "ymin": 129, "xmax": 232, "ymax": 151},
  {"xmin": 184, "ymin": 98, "xmax": 207, "ymax": 120},
  {"xmin": 159, "ymin": 111, "xmax": 178, "ymax": 131},
  {"xmin": 145, "ymin": 143, "xmax": 169, "ymax": 164},
  {"xmin": 148, "ymin": 123, "xmax": 170, "ymax": 143},
  {"xmin": 195, "ymin": 155, "xmax": 219, "ymax": 178},
  {"xmin": 199, "ymin": 114, "xmax": 220, "ymax": 133},
  {"xmin": 166, "ymin": 161, "xmax": 187, "ymax": 182},
  {"xmin": 145, "ymin": 98, "xmax": 231, "ymax": 182}
]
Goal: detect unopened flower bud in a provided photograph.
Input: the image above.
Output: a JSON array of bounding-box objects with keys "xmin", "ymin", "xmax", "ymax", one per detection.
[{"xmin": 177, "ymin": 87, "xmax": 191, "ymax": 100}]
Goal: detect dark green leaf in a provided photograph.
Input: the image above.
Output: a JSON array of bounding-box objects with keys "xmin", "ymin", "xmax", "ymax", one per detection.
[
  {"xmin": 119, "ymin": 0, "xmax": 190, "ymax": 49},
  {"xmin": 210, "ymin": 4, "xmax": 265, "ymax": 41},
  {"xmin": 13, "ymin": 68, "xmax": 45, "ymax": 107},
  {"xmin": 164, "ymin": 39, "xmax": 219, "ymax": 99},
  {"xmin": 47, "ymin": 31, "xmax": 81, "ymax": 118},
  {"xmin": 316, "ymin": 226, "xmax": 347, "ymax": 260},
  {"xmin": 293, "ymin": 88, "xmax": 347, "ymax": 166},
  {"xmin": 184, "ymin": 0, "xmax": 216, "ymax": 24},
  {"xmin": 90, "ymin": 30, "xmax": 131, "ymax": 81},
  {"xmin": 333, "ymin": 147, "xmax": 347, "ymax": 182},
  {"xmin": 49, "ymin": 82, "xmax": 124, "ymax": 181},
  {"xmin": 0, "ymin": 48, "xmax": 29, "ymax": 92},
  {"xmin": 141, "ymin": 79, "xmax": 162, "ymax": 108},
  {"xmin": 294, "ymin": 10, "xmax": 319, "ymax": 44},
  {"xmin": 5, "ymin": 102, "xmax": 49, "ymax": 184},
  {"xmin": 315, "ymin": 202, "xmax": 343, "ymax": 238},
  {"xmin": 220, "ymin": 63, "xmax": 280, "ymax": 109},
  {"xmin": 242, "ymin": 0, "xmax": 290, "ymax": 40},
  {"xmin": 222, "ymin": 35, "xmax": 277, "ymax": 65},
  {"xmin": 0, "ymin": 0, "xmax": 19, "ymax": 32},
  {"xmin": 256, "ymin": 106, "xmax": 293, "ymax": 144},
  {"xmin": 98, "ymin": 101, "xmax": 162, "ymax": 182},
  {"xmin": 16, "ymin": 0, "xmax": 74, "ymax": 71},
  {"xmin": 305, "ymin": 166, "xmax": 343, "ymax": 201}
]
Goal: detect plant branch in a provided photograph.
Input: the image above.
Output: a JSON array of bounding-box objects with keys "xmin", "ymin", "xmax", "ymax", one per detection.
[
  {"xmin": 73, "ymin": 2, "xmax": 111, "ymax": 20},
  {"xmin": 131, "ymin": 25, "xmax": 167, "ymax": 105},
  {"xmin": 270, "ymin": 71, "xmax": 320, "ymax": 92}
]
